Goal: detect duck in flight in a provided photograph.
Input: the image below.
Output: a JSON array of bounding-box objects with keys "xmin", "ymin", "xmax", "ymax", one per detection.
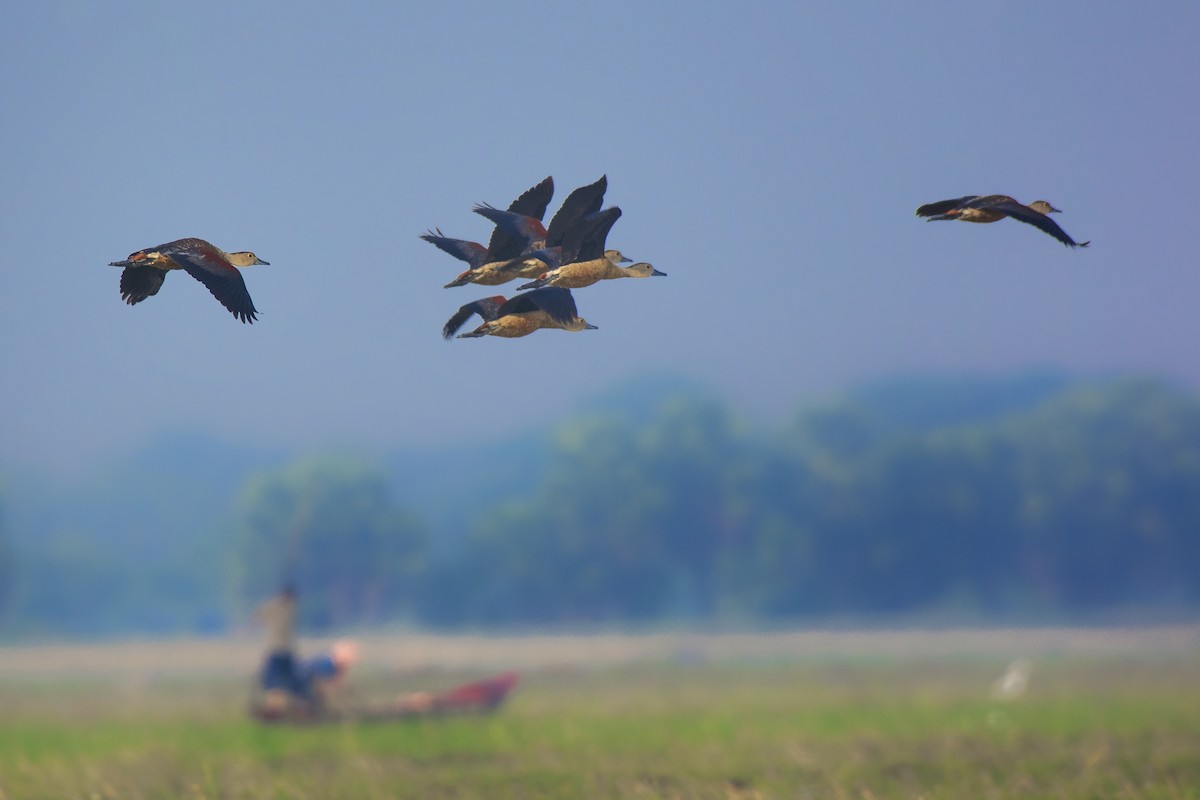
[
  {"xmin": 517, "ymin": 207, "xmax": 664, "ymax": 290},
  {"xmin": 421, "ymin": 176, "xmax": 555, "ymax": 286},
  {"xmin": 423, "ymin": 176, "xmax": 612, "ymax": 287},
  {"xmin": 442, "ymin": 287, "xmax": 597, "ymax": 339},
  {"xmin": 469, "ymin": 204, "xmax": 633, "ymax": 287},
  {"xmin": 915, "ymin": 195, "xmax": 1089, "ymax": 247},
  {"xmin": 421, "ymin": 226, "xmax": 551, "ymax": 287},
  {"xmin": 109, "ymin": 237, "xmax": 268, "ymax": 323}
]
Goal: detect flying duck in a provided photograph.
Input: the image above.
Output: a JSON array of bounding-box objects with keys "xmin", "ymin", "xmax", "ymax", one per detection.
[
  {"xmin": 915, "ymin": 195, "xmax": 1089, "ymax": 247},
  {"xmin": 517, "ymin": 207, "xmax": 663, "ymax": 290},
  {"xmin": 442, "ymin": 287, "xmax": 597, "ymax": 339},
  {"xmin": 109, "ymin": 237, "xmax": 268, "ymax": 322}
]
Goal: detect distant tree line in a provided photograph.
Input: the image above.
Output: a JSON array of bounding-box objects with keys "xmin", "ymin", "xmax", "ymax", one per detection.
[
  {"xmin": 0, "ymin": 493, "xmax": 12, "ymax": 614},
  {"xmin": 231, "ymin": 379, "xmax": 1200, "ymax": 630},
  {"xmin": 3, "ymin": 377, "xmax": 1199, "ymax": 635}
]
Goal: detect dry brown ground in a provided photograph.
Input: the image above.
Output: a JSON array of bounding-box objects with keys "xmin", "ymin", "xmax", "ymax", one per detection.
[{"xmin": 2, "ymin": 624, "xmax": 1197, "ymax": 680}]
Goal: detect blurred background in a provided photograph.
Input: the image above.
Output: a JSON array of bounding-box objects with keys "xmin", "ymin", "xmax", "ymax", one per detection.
[{"xmin": 1, "ymin": 1, "xmax": 1198, "ymax": 639}]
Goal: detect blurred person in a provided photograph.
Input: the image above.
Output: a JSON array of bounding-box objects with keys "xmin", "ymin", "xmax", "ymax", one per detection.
[
  {"xmin": 299, "ymin": 639, "xmax": 359, "ymax": 714},
  {"xmin": 256, "ymin": 583, "xmax": 303, "ymax": 711}
]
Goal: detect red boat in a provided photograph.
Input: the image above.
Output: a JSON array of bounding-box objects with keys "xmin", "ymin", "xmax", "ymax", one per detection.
[{"xmin": 251, "ymin": 671, "xmax": 521, "ymax": 724}]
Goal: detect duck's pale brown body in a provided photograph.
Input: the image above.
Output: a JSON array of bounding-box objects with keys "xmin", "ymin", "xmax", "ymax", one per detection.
[
  {"xmin": 519, "ymin": 258, "xmax": 664, "ymax": 291},
  {"xmin": 470, "ymin": 311, "xmax": 571, "ymax": 338},
  {"xmin": 444, "ymin": 257, "xmax": 550, "ymax": 288},
  {"xmin": 952, "ymin": 207, "xmax": 1007, "ymax": 224},
  {"xmin": 444, "ymin": 247, "xmax": 636, "ymax": 288}
]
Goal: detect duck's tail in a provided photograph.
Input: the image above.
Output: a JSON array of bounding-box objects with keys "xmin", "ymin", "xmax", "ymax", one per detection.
[{"xmin": 916, "ymin": 198, "xmax": 968, "ymax": 218}]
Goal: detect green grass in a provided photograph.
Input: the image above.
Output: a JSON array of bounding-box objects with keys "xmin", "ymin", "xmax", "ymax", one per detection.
[{"xmin": 2, "ymin": 659, "xmax": 1199, "ymax": 798}]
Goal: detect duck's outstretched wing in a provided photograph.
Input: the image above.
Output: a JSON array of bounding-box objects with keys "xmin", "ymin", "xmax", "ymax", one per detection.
[
  {"xmin": 500, "ymin": 287, "xmax": 579, "ymax": 325},
  {"xmin": 915, "ymin": 196, "xmax": 979, "ymax": 218},
  {"xmin": 568, "ymin": 207, "xmax": 623, "ymax": 263},
  {"xmin": 161, "ymin": 241, "xmax": 259, "ymax": 323},
  {"xmin": 474, "ymin": 204, "xmax": 548, "ymax": 259},
  {"xmin": 485, "ymin": 177, "xmax": 556, "ymax": 261},
  {"xmin": 546, "ymin": 175, "xmax": 607, "ymax": 247},
  {"xmin": 991, "ymin": 201, "xmax": 1090, "ymax": 247},
  {"xmin": 443, "ymin": 295, "xmax": 507, "ymax": 339},
  {"xmin": 507, "ymin": 176, "xmax": 554, "ymax": 221},
  {"xmin": 119, "ymin": 265, "xmax": 167, "ymax": 305},
  {"xmin": 421, "ymin": 229, "xmax": 488, "ymax": 268}
]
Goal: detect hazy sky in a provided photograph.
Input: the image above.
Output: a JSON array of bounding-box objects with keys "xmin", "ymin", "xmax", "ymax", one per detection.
[{"xmin": 2, "ymin": 1, "xmax": 1198, "ymax": 473}]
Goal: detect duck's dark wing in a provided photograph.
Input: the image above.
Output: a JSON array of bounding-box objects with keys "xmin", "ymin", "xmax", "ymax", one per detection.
[
  {"xmin": 546, "ymin": 175, "xmax": 607, "ymax": 247},
  {"xmin": 442, "ymin": 295, "xmax": 507, "ymax": 339},
  {"xmin": 474, "ymin": 204, "xmax": 549, "ymax": 261},
  {"xmin": 500, "ymin": 287, "xmax": 579, "ymax": 324},
  {"xmin": 161, "ymin": 242, "xmax": 259, "ymax": 323},
  {"xmin": 119, "ymin": 265, "xmax": 168, "ymax": 305},
  {"xmin": 991, "ymin": 201, "xmax": 1089, "ymax": 247},
  {"xmin": 507, "ymin": 176, "xmax": 554, "ymax": 221},
  {"xmin": 571, "ymin": 207, "xmax": 623, "ymax": 262},
  {"xmin": 915, "ymin": 196, "xmax": 979, "ymax": 217},
  {"xmin": 420, "ymin": 229, "xmax": 488, "ymax": 268},
  {"xmin": 484, "ymin": 177, "xmax": 556, "ymax": 260}
]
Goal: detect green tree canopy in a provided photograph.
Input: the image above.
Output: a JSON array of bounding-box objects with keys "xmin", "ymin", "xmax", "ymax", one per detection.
[
  {"xmin": 232, "ymin": 456, "xmax": 426, "ymax": 630},
  {"xmin": 427, "ymin": 379, "xmax": 1200, "ymax": 625}
]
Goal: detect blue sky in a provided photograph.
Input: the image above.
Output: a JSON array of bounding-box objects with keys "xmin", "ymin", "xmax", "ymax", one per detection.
[{"xmin": 2, "ymin": 1, "xmax": 1198, "ymax": 472}]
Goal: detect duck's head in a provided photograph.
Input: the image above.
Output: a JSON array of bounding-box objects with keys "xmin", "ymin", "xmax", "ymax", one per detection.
[
  {"xmin": 604, "ymin": 249, "xmax": 633, "ymax": 264},
  {"xmin": 625, "ymin": 262, "xmax": 666, "ymax": 278},
  {"xmin": 1028, "ymin": 200, "xmax": 1061, "ymax": 214},
  {"xmin": 565, "ymin": 317, "xmax": 599, "ymax": 332},
  {"xmin": 228, "ymin": 251, "xmax": 270, "ymax": 267}
]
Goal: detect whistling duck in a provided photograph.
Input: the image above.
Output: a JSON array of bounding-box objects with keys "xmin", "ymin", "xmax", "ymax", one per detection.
[
  {"xmin": 434, "ymin": 176, "xmax": 615, "ymax": 288},
  {"xmin": 915, "ymin": 195, "xmax": 1089, "ymax": 247},
  {"xmin": 422, "ymin": 176, "xmax": 554, "ymax": 267},
  {"xmin": 465, "ymin": 204, "xmax": 632, "ymax": 285},
  {"xmin": 423, "ymin": 227, "xmax": 549, "ymax": 288},
  {"xmin": 517, "ymin": 207, "xmax": 664, "ymax": 290},
  {"xmin": 426, "ymin": 175, "xmax": 608, "ymax": 288},
  {"xmin": 442, "ymin": 287, "xmax": 597, "ymax": 339},
  {"xmin": 108, "ymin": 237, "xmax": 268, "ymax": 323}
]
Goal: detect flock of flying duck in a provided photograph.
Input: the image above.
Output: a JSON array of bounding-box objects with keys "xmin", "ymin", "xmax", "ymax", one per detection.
[
  {"xmin": 106, "ymin": 187, "xmax": 1088, "ymax": 327},
  {"xmin": 422, "ymin": 175, "xmax": 665, "ymax": 339}
]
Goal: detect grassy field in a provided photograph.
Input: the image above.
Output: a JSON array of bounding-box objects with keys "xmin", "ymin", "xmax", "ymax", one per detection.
[{"xmin": 2, "ymin": 630, "xmax": 1199, "ymax": 798}]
